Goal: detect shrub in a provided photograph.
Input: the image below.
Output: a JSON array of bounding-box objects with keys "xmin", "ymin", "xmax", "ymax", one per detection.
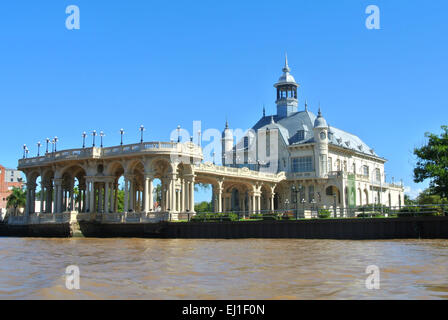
[
  {"xmin": 190, "ymin": 212, "xmax": 239, "ymax": 222},
  {"xmin": 318, "ymin": 209, "xmax": 331, "ymax": 219},
  {"xmin": 262, "ymin": 213, "xmax": 279, "ymax": 221}
]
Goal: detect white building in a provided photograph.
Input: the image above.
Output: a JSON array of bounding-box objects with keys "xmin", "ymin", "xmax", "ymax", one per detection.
[{"xmin": 221, "ymin": 56, "xmax": 404, "ymax": 211}]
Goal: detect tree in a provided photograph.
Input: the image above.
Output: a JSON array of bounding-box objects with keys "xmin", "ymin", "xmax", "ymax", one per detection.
[
  {"xmin": 413, "ymin": 125, "xmax": 448, "ymax": 198},
  {"xmin": 416, "ymin": 188, "xmax": 448, "ymax": 205},
  {"xmin": 194, "ymin": 201, "xmax": 212, "ymax": 213},
  {"xmin": 404, "ymin": 194, "xmax": 416, "ymax": 206},
  {"xmin": 6, "ymin": 187, "xmax": 27, "ymax": 216}
]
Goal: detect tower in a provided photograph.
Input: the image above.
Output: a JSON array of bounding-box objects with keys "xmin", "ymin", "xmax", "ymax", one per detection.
[
  {"xmin": 221, "ymin": 120, "xmax": 234, "ymax": 166},
  {"xmin": 313, "ymin": 108, "xmax": 329, "ymax": 178},
  {"xmin": 274, "ymin": 54, "xmax": 299, "ymax": 118}
]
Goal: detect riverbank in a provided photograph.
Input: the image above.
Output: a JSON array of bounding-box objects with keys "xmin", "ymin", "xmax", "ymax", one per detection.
[{"xmin": 1, "ymin": 216, "xmax": 447, "ymax": 239}]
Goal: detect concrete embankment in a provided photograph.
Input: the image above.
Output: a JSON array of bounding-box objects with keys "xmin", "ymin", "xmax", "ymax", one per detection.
[{"xmin": 1, "ymin": 217, "xmax": 448, "ymax": 239}]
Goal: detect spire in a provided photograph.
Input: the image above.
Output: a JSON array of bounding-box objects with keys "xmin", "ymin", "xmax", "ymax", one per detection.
[
  {"xmin": 282, "ymin": 53, "xmax": 290, "ymax": 73},
  {"xmin": 225, "ymin": 118, "xmax": 229, "ymax": 129}
]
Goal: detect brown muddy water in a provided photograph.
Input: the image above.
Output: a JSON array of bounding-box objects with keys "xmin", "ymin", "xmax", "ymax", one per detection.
[{"xmin": 0, "ymin": 238, "xmax": 447, "ymax": 299}]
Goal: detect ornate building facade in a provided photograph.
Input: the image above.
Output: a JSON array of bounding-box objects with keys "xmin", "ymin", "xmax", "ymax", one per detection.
[
  {"xmin": 15, "ymin": 57, "xmax": 403, "ymax": 223},
  {"xmin": 221, "ymin": 56, "xmax": 404, "ymax": 213}
]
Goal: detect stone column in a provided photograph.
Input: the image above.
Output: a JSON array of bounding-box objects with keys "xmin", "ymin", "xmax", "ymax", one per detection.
[
  {"xmin": 252, "ymin": 194, "xmax": 256, "ymax": 214},
  {"xmin": 169, "ymin": 174, "xmax": 176, "ymax": 212},
  {"xmin": 53, "ymin": 179, "xmax": 63, "ymax": 213},
  {"xmin": 89, "ymin": 182, "xmax": 95, "ymax": 213},
  {"xmin": 143, "ymin": 175, "xmax": 151, "ymax": 213},
  {"xmin": 181, "ymin": 179, "xmax": 185, "ymax": 212},
  {"xmin": 114, "ymin": 182, "xmax": 118, "ymax": 212},
  {"xmin": 257, "ymin": 194, "xmax": 261, "ymax": 213},
  {"xmin": 248, "ymin": 193, "xmax": 252, "ymax": 214},
  {"xmin": 189, "ymin": 176, "xmax": 195, "ymax": 213},
  {"xmin": 40, "ymin": 183, "xmax": 45, "ymax": 213},
  {"xmin": 69, "ymin": 186, "xmax": 74, "ymax": 211},
  {"xmin": 124, "ymin": 178, "xmax": 129, "ymax": 212},
  {"xmin": 149, "ymin": 178, "xmax": 154, "ymax": 211},
  {"xmin": 105, "ymin": 182, "xmax": 110, "ymax": 213}
]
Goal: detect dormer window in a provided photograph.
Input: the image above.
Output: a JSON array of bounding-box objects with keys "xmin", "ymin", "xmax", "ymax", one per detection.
[{"xmin": 297, "ymin": 130, "xmax": 304, "ymax": 141}]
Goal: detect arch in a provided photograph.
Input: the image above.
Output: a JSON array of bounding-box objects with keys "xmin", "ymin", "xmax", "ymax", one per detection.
[
  {"xmin": 364, "ymin": 189, "xmax": 369, "ymax": 205},
  {"xmin": 358, "ymin": 188, "xmax": 363, "ymax": 206},
  {"xmin": 325, "ymin": 185, "xmax": 341, "ymax": 206}
]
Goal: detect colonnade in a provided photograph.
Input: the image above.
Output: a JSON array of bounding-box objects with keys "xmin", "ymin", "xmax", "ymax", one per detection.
[{"xmin": 24, "ymin": 173, "xmax": 196, "ymax": 215}]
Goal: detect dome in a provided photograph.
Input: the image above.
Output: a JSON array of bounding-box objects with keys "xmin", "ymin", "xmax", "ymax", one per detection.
[
  {"xmin": 314, "ymin": 109, "xmax": 327, "ymax": 128},
  {"xmin": 277, "ymin": 72, "xmax": 296, "ymax": 84},
  {"xmin": 274, "ymin": 54, "xmax": 299, "ymax": 87}
]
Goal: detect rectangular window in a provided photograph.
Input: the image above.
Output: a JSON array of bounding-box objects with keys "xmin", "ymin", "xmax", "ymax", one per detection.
[
  {"xmin": 363, "ymin": 165, "xmax": 369, "ymax": 177},
  {"xmin": 375, "ymin": 169, "xmax": 381, "ymax": 182},
  {"xmin": 291, "ymin": 156, "xmax": 313, "ymax": 172},
  {"xmin": 320, "ymin": 155, "xmax": 327, "ymax": 175}
]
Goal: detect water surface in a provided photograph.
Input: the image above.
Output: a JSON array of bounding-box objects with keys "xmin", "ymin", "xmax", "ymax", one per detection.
[{"xmin": 0, "ymin": 238, "xmax": 447, "ymax": 299}]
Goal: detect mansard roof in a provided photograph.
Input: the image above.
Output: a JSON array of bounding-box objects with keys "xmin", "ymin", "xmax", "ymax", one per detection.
[{"xmin": 252, "ymin": 109, "xmax": 378, "ymax": 157}]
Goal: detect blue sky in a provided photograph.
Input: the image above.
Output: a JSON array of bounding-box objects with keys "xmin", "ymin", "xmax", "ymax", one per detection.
[{"xmin": 1, "ymin": 1, "xmax": 447, "ymax": 202}]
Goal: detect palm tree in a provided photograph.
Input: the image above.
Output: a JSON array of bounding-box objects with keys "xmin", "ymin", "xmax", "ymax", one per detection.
[{"xmin": 6, "ymin": 187, "xmax": 27, "ymax": 216}]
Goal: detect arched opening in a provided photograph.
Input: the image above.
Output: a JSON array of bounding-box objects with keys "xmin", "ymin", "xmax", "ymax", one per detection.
[
  {"xmin": 41, "ymin": 169, "xmax": 55, "ymax": 213},
  {"xmin": 325, "ymin": 185, "xmax": 341, "ymax": 207},
  {"xmin": 106, "ymin": 161, "xmax": 125, "ymax": 213},
  {"xmin": 60, "ymin": 165, "xmax": 87, "ymax": 213}
]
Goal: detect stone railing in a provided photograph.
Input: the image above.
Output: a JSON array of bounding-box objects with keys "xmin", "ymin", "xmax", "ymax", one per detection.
[
  {"xmin": 8, "ymin": 212, "xmax": 171, "ymax": 225},
  {"xmin": 194, "ymin": 162, "xmax": 285, "ymax": 182},
  {"xmin": 18, "ymin": 141, "xmax": 203, "ymax": 168}
]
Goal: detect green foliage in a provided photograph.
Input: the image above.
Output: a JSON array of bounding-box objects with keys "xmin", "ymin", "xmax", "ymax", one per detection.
[
  {"xmin": 153, "ymin": 184, "xmax": 162, "ymax": 203},
  {"xmin": 416, "ymin": 188, "xmax": 448, "ymax": 205},
  {"xmin": 6, "ymin": 187, "xmax": 27, "ymax": 214},
  {"xmin": 318, "ymin": 209, "xmax": 331, "ymax": 219},
  {"xmin": 194, "ymin": 201, "xmax": 213, "ymax": 213},
  {"xmin": 116, "ymin": 189, "xmax": 124, "ymax": 212},
  {"xmin": 397, "ymin": 205, "xmax": 442, "ymax": 217},
  {"xmin": 413, "ymin": 125, "xmax": 448, "ymax": 198},
  {"xmin": 404, "ymin": 194, "xmax": 417, "ymax": 205},
  {"xmin": 191, "ymin": 212, "xmax": 238, "ymax": 222},
  {"xmin": 194, "ymin": 183, "xmax": 211, "ymax": 192}
]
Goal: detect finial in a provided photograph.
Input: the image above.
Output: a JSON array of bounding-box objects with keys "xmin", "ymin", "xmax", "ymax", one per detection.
[
  {"xmin": 225, "ymin": 118, "xmax": 229, "ymax": 129},
  {"xmin": 282, "ymin": 53, "xmax": 290, "ymax": 73},
  {"xmin": 305, "ymin": 99, "xmax": 308, "ymax": 111},
  {"xmin": 263, "ymin": 105, "xmax": 266, "ymax": 117},
  {"xmin": 318, "ymin": 102, "xmax": 322, "ymax": 117},
  {"xmin": 270, "ymin": 115, "xmax": 275, "ymax": 124}
]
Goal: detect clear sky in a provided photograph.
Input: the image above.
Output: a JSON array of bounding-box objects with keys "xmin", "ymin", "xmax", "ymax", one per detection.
[{"xmin": 1, "ymin": 1, "xmax": 447, "ymax": 202}]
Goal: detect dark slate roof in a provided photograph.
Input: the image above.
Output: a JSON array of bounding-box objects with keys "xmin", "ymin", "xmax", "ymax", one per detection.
[{"xmin": 251, "ymin": 110, "xmax": 378, "ymax": 157}]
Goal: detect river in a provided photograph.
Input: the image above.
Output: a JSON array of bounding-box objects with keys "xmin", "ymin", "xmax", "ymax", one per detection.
[{"xmin": 0, "ymin": 238, "xmax": 447, "ymax": 299}]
